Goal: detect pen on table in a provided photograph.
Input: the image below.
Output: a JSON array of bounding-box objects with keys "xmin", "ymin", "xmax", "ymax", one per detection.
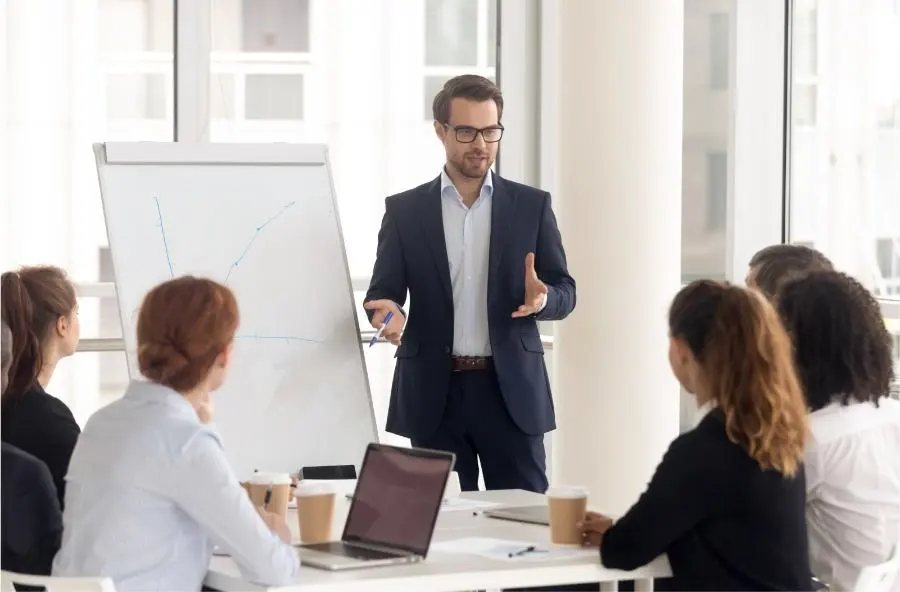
[
  {"xmin": 368, "ymin": 311, "xmax": 394, "ymax": 347},
  {"xmin": 347, "ymin": 493, "xmax": 450, "ymax": 504},
  {"xmin": 508, "ymin": 545, "xmax": 541, "ymax": 558}
]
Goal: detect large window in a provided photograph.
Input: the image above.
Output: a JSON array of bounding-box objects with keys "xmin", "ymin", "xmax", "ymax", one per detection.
[
  {"xmin": 681, "ymin": 0, "xmax": 735, "ymax": 282},
  {"xmin": 788, "ymin": 0, "xmax": 900, "ymax": 297},
  {"xmin": 1, "ymin": 0, "xmax": 174, "ymax": 423}
]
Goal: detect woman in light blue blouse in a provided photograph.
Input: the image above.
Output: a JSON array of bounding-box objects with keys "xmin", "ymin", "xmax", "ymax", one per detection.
[{"xmin": 54, "ymin": 276, "xmax": 300, "ymax": 591}]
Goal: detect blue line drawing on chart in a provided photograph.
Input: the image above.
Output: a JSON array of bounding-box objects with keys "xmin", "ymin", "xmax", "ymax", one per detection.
[
  {"xmin": 224, "ymin": 201, "xmax": 298, "ymax": 283},
  {"xmin": 154, "ymin": 196, "xmax": 175, "ymax": 277},
  {"xmin": 149, "ymin": 198, "xmax": 320, "ymax": 345},
  {"xmin": 234, "ymin": 334, "xmax": 323, "ymax": 344}
]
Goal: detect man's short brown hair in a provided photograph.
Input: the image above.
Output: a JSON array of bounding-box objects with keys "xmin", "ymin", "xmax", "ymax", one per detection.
[
  {"xmin": 432, "ymin": 75, "xmax": 503, "ymax": 124},
  {"xmin": 748, "ymin": 244, "xmax": 834, "ymax": 299}
]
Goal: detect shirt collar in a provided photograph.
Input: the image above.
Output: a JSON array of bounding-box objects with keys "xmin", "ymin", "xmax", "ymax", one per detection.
[
  {"xmin": 124, "ymin": 379, "xmax": 200, "ymax": 423},
  {"xmin": 440, "ymin": 167, "xmax": 493, "ymax": 199}
]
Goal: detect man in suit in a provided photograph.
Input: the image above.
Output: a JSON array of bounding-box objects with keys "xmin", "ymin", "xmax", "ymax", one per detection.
[
  {"xmin": 1, "ymin": 320, "xmax": 63, "ymax": 576},
  {"xmin": 364, "ymin": 75, "xmax": 576, "ymax": 493}
]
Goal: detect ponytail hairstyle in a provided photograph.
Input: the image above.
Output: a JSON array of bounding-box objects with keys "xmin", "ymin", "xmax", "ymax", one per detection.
[
  {"xmin": 137, "ymin": 276, "xmax": 239, "ymax": 393},
  {"xmin": 1, "ymin": 266, "xmax": 78, "ymax": 400},
  {"xmin": 669, "ymin": 280, "xmax": 808, "ymax": 476}
]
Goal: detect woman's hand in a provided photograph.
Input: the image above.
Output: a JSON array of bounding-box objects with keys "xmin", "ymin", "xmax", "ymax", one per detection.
[
  {"xmin": 256, "ymin": 506, "xmax": 292, "ymax": 544},
  {"xmin": 578, "ymin": 511, "xmax": 614, "ymax": 547},
  {"xmin": 196, "ymin": 391, "xmax": 214, "ymax": 425}
]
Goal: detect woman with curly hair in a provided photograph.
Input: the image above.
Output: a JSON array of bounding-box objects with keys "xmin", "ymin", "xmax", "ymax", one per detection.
[
  {"xmin": 776, "ymin": 271, "xmax": 900, "ymax": 592},
  {"xmin": 579, "ymin": 281, "xmax": 812, "ymax": 591}
]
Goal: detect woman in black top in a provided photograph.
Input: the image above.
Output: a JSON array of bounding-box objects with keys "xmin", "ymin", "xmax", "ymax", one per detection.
[
  {"xmin": 580, "ymin": 281, "xmax": 812, "ymax": 591},
  {"xmin": 1, "ymin": 265, "xmax": 81, "ymax": 508}
]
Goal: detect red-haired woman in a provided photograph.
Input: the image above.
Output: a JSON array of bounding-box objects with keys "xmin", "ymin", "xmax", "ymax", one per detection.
[{"xmin": 53, "ymin": 276, "xmax": 299, "ymax": 591}]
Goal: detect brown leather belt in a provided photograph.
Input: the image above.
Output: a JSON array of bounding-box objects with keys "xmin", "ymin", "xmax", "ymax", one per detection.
[{"xmin": 451, "ymin": 356, "xmax": 492, "ymax": 372}]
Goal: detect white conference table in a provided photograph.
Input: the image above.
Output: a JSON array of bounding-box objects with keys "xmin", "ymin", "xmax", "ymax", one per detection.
[{"xmin": 204, "ymin": 488, "xmax": 671, "ymax": 592}]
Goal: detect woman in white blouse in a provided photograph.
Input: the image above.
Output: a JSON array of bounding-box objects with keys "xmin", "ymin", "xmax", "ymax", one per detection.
[
  {"xmin": 54, "ymin": 276, "xmax": 300, "ymax": 591},
  {"xmin": 776, "ymin": 271, "xmax": 900, "ymax": 592}
]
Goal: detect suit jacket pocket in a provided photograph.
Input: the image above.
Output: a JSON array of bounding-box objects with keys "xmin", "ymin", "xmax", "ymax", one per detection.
[
  {"xmin": 394, "ymin": 341, "xmax": 420, "ymax": 359},
  {"xmin": 520, "ymin": 334, "xmax": 544, "ymax": 354}
]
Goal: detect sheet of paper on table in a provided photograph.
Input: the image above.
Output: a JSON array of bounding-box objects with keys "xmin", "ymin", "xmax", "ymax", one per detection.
[
  {"xmin": 432, "ymin": 537, "xmax": 599, "ymax": 562},
  {"xmin": 439, "ymin": 498, "xmax": 503, "ymax": 513}
]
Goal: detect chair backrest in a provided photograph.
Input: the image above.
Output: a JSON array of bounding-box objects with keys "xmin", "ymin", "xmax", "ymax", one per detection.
[
  {"xmin": 0, "ymin": 571, "xmax": 116, "ymax": 592},
  {"xmin": 853, "ymin": 541, "xmax": 900, "ymax": 592}
]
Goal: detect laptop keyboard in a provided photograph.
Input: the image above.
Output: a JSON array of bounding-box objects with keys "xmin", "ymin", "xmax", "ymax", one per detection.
[{"xmin": 304, "ymin": 542, "xmax": 403, "ymax": 561}]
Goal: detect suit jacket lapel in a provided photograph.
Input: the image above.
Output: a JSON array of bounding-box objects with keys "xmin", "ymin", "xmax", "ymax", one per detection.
[
  {"xmin": 489, "ymin": 174, "xmax": 514, "ymax": 297},
  {"xmin": 420, "ymin": 176, "xmax": 453, "ymax": 302}
]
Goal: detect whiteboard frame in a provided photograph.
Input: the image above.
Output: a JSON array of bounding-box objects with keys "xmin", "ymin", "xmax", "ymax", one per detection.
[{"xmin": 92, "ymin": 142, "xmax": 379, "ymax": 445}]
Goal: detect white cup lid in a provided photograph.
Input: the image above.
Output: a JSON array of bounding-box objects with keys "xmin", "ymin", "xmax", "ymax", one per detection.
[
  {"xmin": 547, "ymin": 485, "xmax": 588, "ymax": 499},
  {"xmin": 248, "ymin": 472, "xmax": 292, "ymax": 486},
  {"xmin": 294, "ymin": 482, "xmax": 334, "ymax": 497}
]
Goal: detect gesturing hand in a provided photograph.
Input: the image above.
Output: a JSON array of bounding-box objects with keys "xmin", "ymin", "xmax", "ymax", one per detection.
[
  {"xmin": 511, "ymin": 252, "xmax": 549, "ymax": 318},
  {"xmin": 363, "ymin": 299, "xmax": 404, "ymax": 346},
  {"xmin": 578, "ymin": 511, "xmax": 614, "ymax": 547}
]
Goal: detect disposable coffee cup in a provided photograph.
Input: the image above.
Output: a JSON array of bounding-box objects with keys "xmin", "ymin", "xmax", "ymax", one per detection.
[
  {"xmin": 295, "ymin": 482, "xmax": 336, "ymax": 544},
  {"xmin": 547, "ymin": 486, "xmax": 588, "ymax": 545},
  {"xmin": 247, "ymin": 472, "xmax": 292, "ymax": 519}
]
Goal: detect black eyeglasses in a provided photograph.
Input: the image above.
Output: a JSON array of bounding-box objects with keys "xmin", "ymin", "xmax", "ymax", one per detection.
[{"xmin": 443, "ymin": 124, "xmax": 504, "ymax": 144}]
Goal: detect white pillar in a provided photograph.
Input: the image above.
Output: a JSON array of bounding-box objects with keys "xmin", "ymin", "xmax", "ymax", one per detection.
[{"xmin": 551, "ymin": 0, "xmax": 684, "ymax": 516}]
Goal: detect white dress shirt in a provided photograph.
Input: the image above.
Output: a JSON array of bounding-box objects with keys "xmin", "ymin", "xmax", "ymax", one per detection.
[
  {"xmin": 805, "ymin": 398, "xmax": 900, "ymax": 592},
  {"xmin": 53, "ymin": 380, "xmax": 300, "ymax": 591},
  {"xmin": 441, "ymin": 168, "xmax": 494, "ymax": 356},
  {"xmin": 440, "ymin": 169, "xmax": 546, "ymax": 357}
]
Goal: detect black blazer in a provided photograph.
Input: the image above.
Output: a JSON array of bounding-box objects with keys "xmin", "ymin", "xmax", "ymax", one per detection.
[
  {"xmin": 600, "ymin": 410, "xmax": 812, "ymax": 591},
  {"xmin": 365, "ymin": 175, "xmax": 575, "ymax": 440},
  {"xmin": 1, "ymin": 387, "xmax": 81, "ymax": 508},
  {"xmin": 1, "ymin": 443, "xmax": 63, "ymax": 576}
]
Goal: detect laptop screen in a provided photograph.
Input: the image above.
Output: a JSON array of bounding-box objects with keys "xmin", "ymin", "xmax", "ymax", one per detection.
[{"xmin": 343, "ymin": 444, "xmax": 454, "ymax": 556}]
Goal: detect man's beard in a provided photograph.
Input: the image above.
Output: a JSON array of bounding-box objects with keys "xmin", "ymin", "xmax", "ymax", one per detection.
[{"xmin": 453, "ymin": 152, "xmax": 492, "ymax": 179}]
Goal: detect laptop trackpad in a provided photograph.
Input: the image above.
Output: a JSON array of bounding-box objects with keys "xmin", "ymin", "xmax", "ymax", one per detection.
[{"xmin": 302, "ymin": 542, "xmax": 405, "ymax": 561}]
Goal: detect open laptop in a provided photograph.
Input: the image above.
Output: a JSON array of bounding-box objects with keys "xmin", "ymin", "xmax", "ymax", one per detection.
[
  {"xmin": 296, "ymin": 443, "xmax": 455, "ymax": 571},
  {"xmin": 484, "ymin": 505, "xmax": 550, "ymax": 526}
]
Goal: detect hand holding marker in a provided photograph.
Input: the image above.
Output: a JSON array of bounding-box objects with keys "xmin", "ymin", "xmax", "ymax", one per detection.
[{"xmin": 369, "ymin": 311, "xmax": 394, "ymax": 347}]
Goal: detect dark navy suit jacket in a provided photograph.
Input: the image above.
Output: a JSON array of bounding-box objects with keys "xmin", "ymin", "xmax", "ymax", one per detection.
[
  {"xmin": 365, "ymin": 174, "xmax": 576, "ymax": 441},
  {"xmin": 1, "ymin": 442, "xmax": 62, "ymax": 576}
]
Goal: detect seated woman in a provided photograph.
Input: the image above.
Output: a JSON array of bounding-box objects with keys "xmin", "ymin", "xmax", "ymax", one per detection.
[
  {"xmin": 1, "ymin": 320, "xmax": 64, "ymax": 576},
  {"xmin": 1, "ymin": 265, "xmax": 82, "ymax": 507},
  {"xmin": 776, "ymin": 271, "xmax": 900, "ymax": 591},
  {"xmin": 53, "ymin": 276, "xmax": 300, "ymax": 591},
  {"xmin": 580, "ymin": 281, "xmax": 812, "ymax": 591}
]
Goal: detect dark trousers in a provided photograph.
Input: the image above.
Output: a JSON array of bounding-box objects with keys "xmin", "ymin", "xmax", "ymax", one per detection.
[{"xmin": 411, "ymin": 368, "xmax": 548, "ymax": 493}]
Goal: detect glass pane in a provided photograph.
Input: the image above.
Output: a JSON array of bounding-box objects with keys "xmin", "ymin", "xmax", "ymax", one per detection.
[
  {"xmin": 425, "ymin": 0, "xmax": 479, "ymax": 66},
  {"xmin": 245, "ymin": 74, "xmax": 304, "ymax": 120},
  {"xmin": 793, "ymin": 0, "xmax": 818, "ymax": 77},
  {"xmin": 487, "ymin": 0, "xmax": 498, "ymax": 68},
  {"xmin": 681, "ymin": 0, "xmax": 735, "ymax": 282},
  {"xmin": 211, "ymin": 74, "xmax": 237, "ymax": 119},
  {"xmin": 793, "ymin": 83, "xmax": 817, "ymax": 126},
  {"xmin": 106, "ymin": 73, "xmax": 168, "ymax": 120},
  {"xmin": 212, "ymin": 0, "xmax": 311, "ymax": 52},
  {"xmin": 788, "ymin": 0, "xmax": 900, "ymax": 297},
  {"xmin": 709, "ymin": 13, "xmax": 730, "ymax": 90},
  {"xmin": 99, "ymin": 0, "xmax": 173, "ymax": 52},
  {"xmin": 424, "ymin": 76, "xmax": 448, "ymax": 120}
]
